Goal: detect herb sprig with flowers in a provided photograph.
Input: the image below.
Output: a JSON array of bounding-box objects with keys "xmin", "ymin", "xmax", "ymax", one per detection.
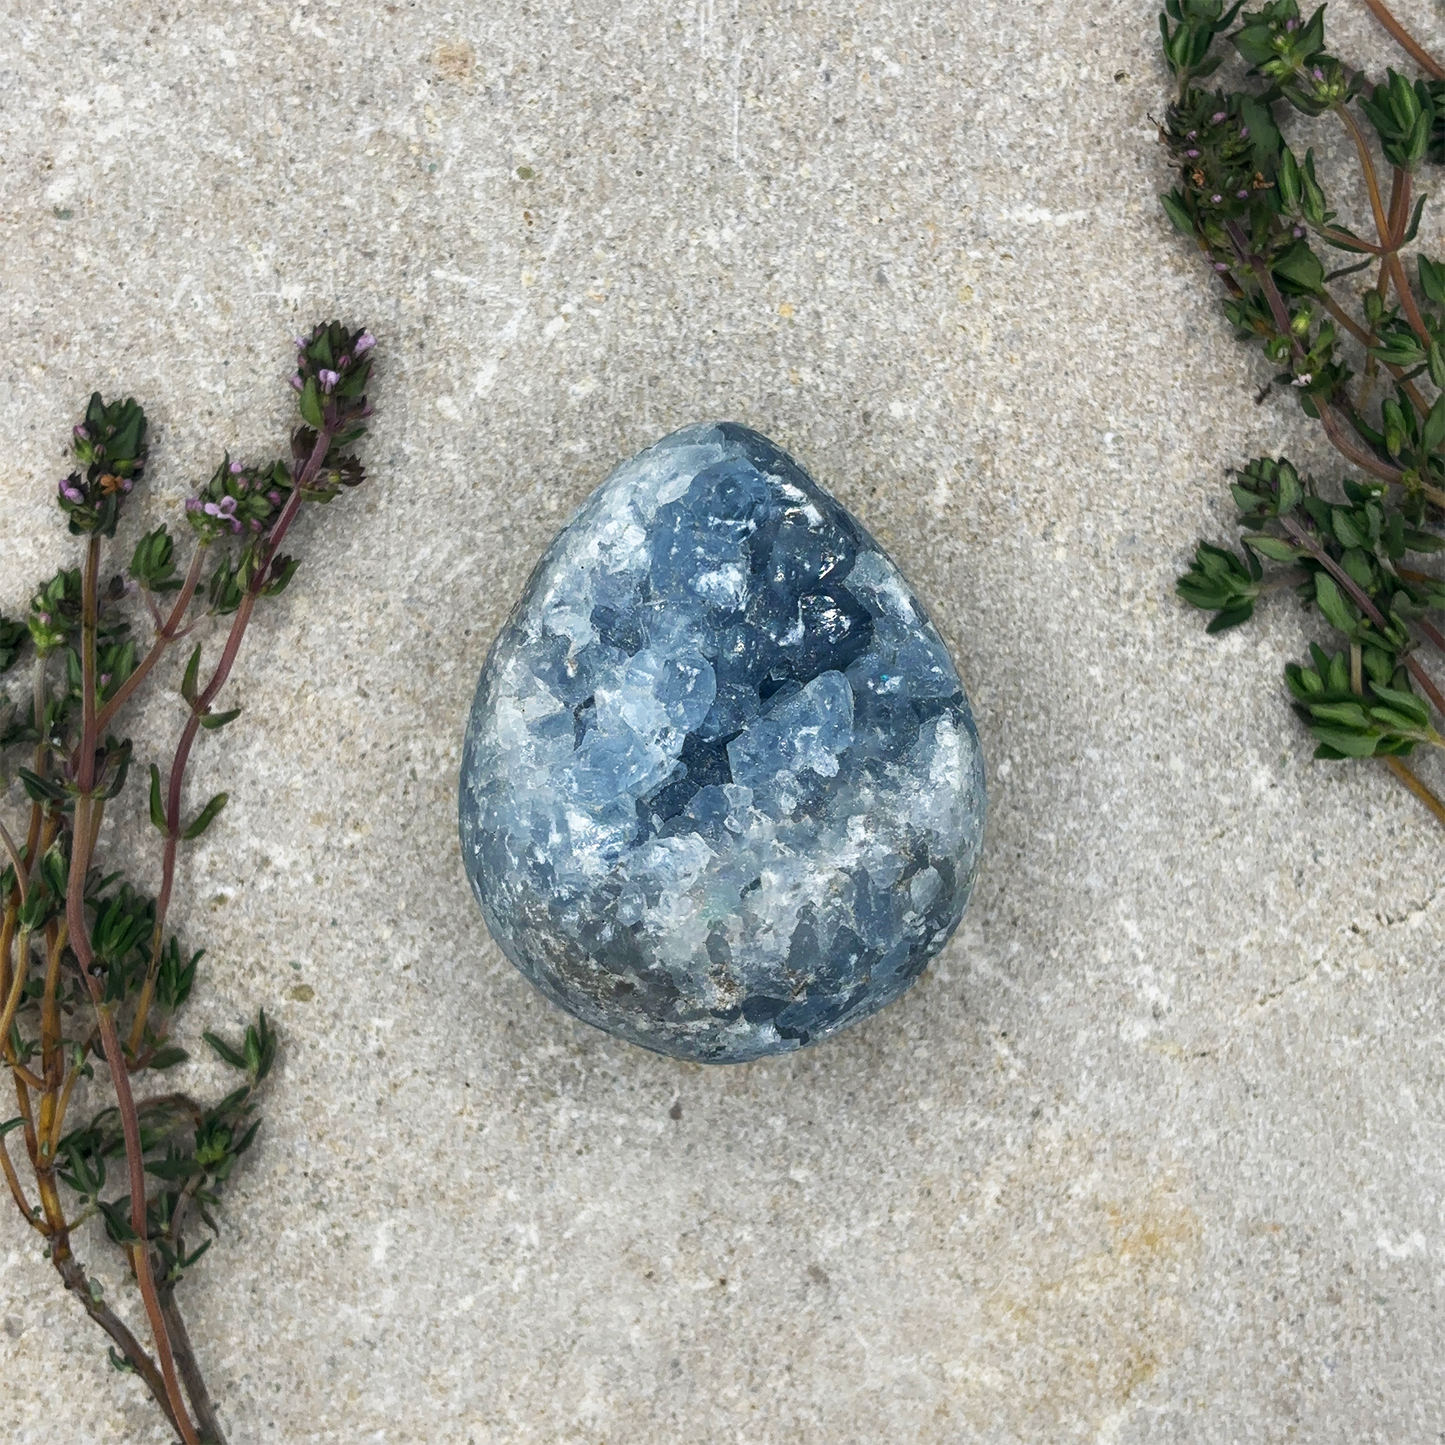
[
  {"xmin": 0, "ymin": 323, "xmax": 376, "ymax": 1443},
  {"xmin": 1162, "ymin": 0, "xmax": 1445, "ymax": 826}
]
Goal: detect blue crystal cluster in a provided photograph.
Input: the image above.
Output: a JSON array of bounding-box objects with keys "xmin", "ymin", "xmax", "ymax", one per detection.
[{"xmin": 460, "ymin": 423, "xmax": 985, "ymax": 1063}]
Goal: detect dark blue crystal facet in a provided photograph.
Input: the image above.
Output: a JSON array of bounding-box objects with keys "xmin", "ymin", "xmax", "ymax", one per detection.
[{"xmin": 460, "ymin": 423, "xmax": 985, "ymax": 1063}]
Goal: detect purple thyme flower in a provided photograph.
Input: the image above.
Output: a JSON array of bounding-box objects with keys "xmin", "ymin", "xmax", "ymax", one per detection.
[
  {"xmin": 290, "ymin": 373, "xmax": 304, "ymax": 391},
  {"xmin": 1313, "ymin": 67, "xmax": 1325, "ymax": 82},
  {"xmin": 267, "ymin": 489, "xmax": 282, "ymax": 506},
  {"xmin": 185, "ymin": 497, "xmax": 202, "ymax": 513},
  {"xmin": 99, "ymin": 674, "xmax": 111, "ymax": 688},
  {"xmin": 1185, "ymin": 148, "xmax": 1200, "ymax": 158},
  {"xmin": 1237, "ymin": 190, "xmax": 1250, "ymax": 199},
  {"xmin": 1211, "ymin": 194, "xmax": 1223, "ymax": 204},
  {"xmin": 353, "ymin": 332, "xmax": 376, "ymax": 356},
  {"xmin": 318, "ymin": 369, "xmax": 339, "ymax": 393},
  {"xmin": 250, "ymin": 518, "xmax": 263, "ymax": 532},
  {"xmin": 1214, "ymin": 262, "xmax": 1229, "ymax": 272},
  {"xmin": 1294, "ymin": 226, "xmax": 1305, "ymax": 237},
  {"xmin": 73, "ymin": 425, "xmax": 89, "ymax": 441},
  {"xmin": 59, "ymin": 480, "xmax": 84, "ymax": 503},
  {"xmin": 1286, "ymin": 16, "xmax": 1299, "ymax": 30},
  {"xmin": 1212, "ymin": 111, "xmax": 1226, "ymax": 123},
  {"xmin": 230, "ymin": 461, "xmax": 244, "ymax": 475},
  {"xmin": 1239, "ymin": 127, "xmax": 1249, "ymax": 139}
]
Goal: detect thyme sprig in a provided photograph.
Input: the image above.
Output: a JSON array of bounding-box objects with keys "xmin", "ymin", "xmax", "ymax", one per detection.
[
  {"xmin": 1162, "ymin": 0, "xmax": 1445, "ymax": 826},
  {"xmin": 0, "ymin": 322, "xmax": 377, "ymax": 1442}
]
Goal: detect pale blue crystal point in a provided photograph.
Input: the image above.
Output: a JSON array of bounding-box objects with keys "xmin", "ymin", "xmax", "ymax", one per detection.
[{"xmin": 459, "ymin": 423, "xmax": 985, "ymax": 1063}]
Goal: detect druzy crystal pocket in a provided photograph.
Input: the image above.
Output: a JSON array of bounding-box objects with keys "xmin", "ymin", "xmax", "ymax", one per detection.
[{"xmin": 459, "ymin": 423, "xmax": 985, "ymax": 1063}]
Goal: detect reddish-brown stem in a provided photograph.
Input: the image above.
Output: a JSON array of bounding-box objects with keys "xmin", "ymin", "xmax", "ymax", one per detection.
[
  {"xmin": 1315, "ymin": 301, "xmax": 1445, "ymax": 506},
  {"xmin": 67, "ymin": 535, "xmax": 200, "ymax": 1445},
  {"xmin": 1321, "ymin": 226, "xmax": 1383, "ymax": 255},
  {"xmin": 1318, "ymin": 401, "xmax": 1408, "ymax": 484},
  {"xmin": 1337, "ymin": 104, "xmax": 1395, "ymax": 247},
  {"xmin": 1414, "ymin": 614, "xmax": 1445, "ymax": 656},
  {"xmin": 1335, "ymin": 105, "xmax": 1432, "ymax": 345},
  {"xmin": 70, "ymin": 819, "xmax": 200, "ymax": 1441},
  {"xmin": 133, "ymin": 425, "xmax": 333, "ymax": 1054},
  {"xmin": 1363, "ymin": 0, "xmax": 1445, "ymax": 79},
  {"xmin": 1388, "ymin": 251, "xmax": 1432, "ymax": 348},
  {"xmin": 159, "ymin": 1286, "xmax": 230, "ymax": 1445},
  {"xmin": 51, "ymin": 1250, "xmax": 181, "ymax": 1437},
  {"xmin": 93, "ymin": 544, "xmax": 208, "ymax": 737},
  {"xmin": 1226, "ymin": 221, "xmax": 1299, "ymax": 343},
  {"xmin": 1281, "ymin": 513, "xmax": 1445, "ymax": 716}
]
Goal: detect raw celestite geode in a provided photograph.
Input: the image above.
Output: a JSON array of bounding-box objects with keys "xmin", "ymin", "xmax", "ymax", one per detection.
[{"xmin": 459, "ymin": 423, "xmax": 985, "ymax": 1063}]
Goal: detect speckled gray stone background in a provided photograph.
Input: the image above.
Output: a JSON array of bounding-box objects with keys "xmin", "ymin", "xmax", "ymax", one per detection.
[{"xmin": 1, "ymin": 0, "xmax": 1442, "ymax": 1440}]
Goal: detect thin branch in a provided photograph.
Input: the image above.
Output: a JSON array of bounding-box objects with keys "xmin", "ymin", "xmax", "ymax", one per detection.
[
  {"xmin": 94, "ymin": 544, "xmax": 208, "ymax": 737},
  {"xmin": 1336, "ymin": 103, "xmax": 1396, "ymax": 249},
  {"xmin": 1412, "ymin": 613, "xmax": 1445, "ymax": 656},
  {"xmin": 1225, "ymin": 220, "xmax": 1407, "ymax": 484},
  {"xmin": 68, "ymin": 534, "xmax": 201, "ymax": 1445},
  {"xmin": 45, "ymin": 1045, "xmax": 86, "ymax": 1158},
  {"xmin": 0, "ymin": 1130, "xmax": 39, "ymax": 1225},
  {"xmin": 1317, "ymin": 400, "xmax": 1408, "ymax": 483},
  {"xmin": 1382, "ymin": 753, "xmax": 1445, "ymax": 825},
  {"xmin": 0, "ymin": 821, "xmax": 26, "ymax": 902},
  {"xmin": 1281, "ymin": 513, "xmax": 1445, "ymax": 715},
  {"xmin": 1363, "ymin": 0, "xmax": 1445, "ymax": 80},
  {"xmin": 51, "ymin": 1249, "xmax": 181, "ymax": 1437},
  {"xmin": 133, "ymin": 422, "xmax": 335, "ymax": 1052},
  {"xmin": 0, "ymin": 928, "xmax": 33, "ymax": 1047},
  {"xmin": 159, "ymin": 1288, "xmax": 230, "ymax": 1445}
]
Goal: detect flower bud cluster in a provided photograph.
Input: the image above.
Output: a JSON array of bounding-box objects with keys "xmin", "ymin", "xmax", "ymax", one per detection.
[
  {"xmin": 1234, "ymin": 3, "xmax": 1359, "ymax": 116},
  {"xmin": 185, "ymin": 459, "xmax": 292, "ymax": 544},
  {"xmin": 1163, "ymin": 90, "xmax": 1268, "ymax": 226},
  {"xmin": 55, "ymin": 394, "xmax": 148, "ymax": 538},
  {"xmin": 290, "ymin": 321, "xmax": 375, "ymax": 502},
  {"xmin": 27, "ymin": 569, "xmax": 83, "ymax": 658}
]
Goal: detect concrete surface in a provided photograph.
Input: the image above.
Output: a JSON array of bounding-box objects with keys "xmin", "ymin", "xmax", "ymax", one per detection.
[{"xmin": 1, "ymin": 0, "xmax": 1442, "ymax": 1440}]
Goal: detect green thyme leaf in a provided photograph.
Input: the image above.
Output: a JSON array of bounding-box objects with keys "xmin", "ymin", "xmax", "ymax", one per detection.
[
  {"xmin": 183, "ymin": 792, "xmax": 228, "ymax": 840},
  {"xmin": 149, "ymin": 764, "xmax": 167, "ymax": 831},
  {"xmin": 199, "ymin": 707, "xmax": 242, "ymax": 731}
]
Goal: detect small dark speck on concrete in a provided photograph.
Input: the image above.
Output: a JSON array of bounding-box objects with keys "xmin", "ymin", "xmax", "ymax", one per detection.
[{"xmin": 669, "ymin": 1099, "xmax": 682, "ymax": 1120}]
